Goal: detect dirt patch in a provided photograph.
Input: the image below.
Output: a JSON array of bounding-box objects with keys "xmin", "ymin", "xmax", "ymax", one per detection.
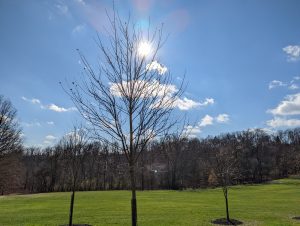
[{"xmin": 211, "ymin": 218, "xmax": 243, "ymax": 225}]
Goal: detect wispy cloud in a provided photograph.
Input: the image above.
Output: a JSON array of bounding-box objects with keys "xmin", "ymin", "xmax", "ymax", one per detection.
[
  {"xmin": 268, "ymin": 80, "xmax": 287, "ymax": 89},
  {"xmin": 42, "ymin": 104, "xmax": 77, "ymax": 112},
  {"xmin": 267, "ymin": 93, "xmax": 300, "ymax": 116},
  {"xmin": 21, "ymin": 96, "xmax": 41, "ymax": 104},
  {"xmin": 47, "ymin": 121, "xmax": 54, "ymax": 125},
  {"xmin": 72, "ymin": 24, "xmax": 86, "ymax": 34},
  {"xmin": 268, "ymin": 78, "xmax": 299, "ymax": 90},
  {"xmin": 294, "ymin": 76, "xmax": 300, "ymax": 80},
  {"xmin": 289, "ymin": 84, "xmax": 299, "ymax": 90},
  {"xmin": 55, "ymin": 3, "xmax": 69, "ymax": 15},
  {"xmin": 21, "ymin": 96, "xmax": 76, "ymax": 113},
  {"xmin": 283, "ymin": 45, "xmax": 300, "ymax": 61},
  {"xmin": 199, "ymin": 98, "xmax": 214, "ymax": 106},
  {"xmin": 22, "ymin": 121, "xmax": 42, "ymax": 127}
]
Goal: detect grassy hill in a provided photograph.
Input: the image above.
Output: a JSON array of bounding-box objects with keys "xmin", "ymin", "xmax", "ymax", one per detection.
[{"xmin": 0, "ymin": 179, "xmax": 300, "ymax": 225}]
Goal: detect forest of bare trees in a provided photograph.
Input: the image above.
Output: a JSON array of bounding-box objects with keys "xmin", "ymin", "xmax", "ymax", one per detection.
[{"xmin": 2, "ymin": 126, "xmax": 300, "ymax": 195}]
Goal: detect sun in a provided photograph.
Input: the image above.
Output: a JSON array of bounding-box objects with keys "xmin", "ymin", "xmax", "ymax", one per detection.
[{"xmin": 138, "ymin": 41, "xmax": 152, "ymax": 57}]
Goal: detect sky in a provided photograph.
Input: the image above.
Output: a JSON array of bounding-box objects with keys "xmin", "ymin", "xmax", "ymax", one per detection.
[{"xmin": 1, "ymin": 0, "xmax": 300, "ymax": 147}]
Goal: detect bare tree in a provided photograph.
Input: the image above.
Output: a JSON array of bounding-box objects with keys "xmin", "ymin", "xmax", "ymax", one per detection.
[
  {"xmin": 0, "ymin": 95, "xmax": 22, "ymax": 156},
  {"xmin": 0, "ymin": 95, "xmax": 23, "ymax": 194},
  {"xmin": 212, "ymin": 145, "xmax": 239, "ymax": 225},
  {"xmin": 58, "ymin": 126, "xmax": 89, "ymax": 226},
  {"xmin": 65, "ymin": 10, "xmax": 183, "ymax": 226}
]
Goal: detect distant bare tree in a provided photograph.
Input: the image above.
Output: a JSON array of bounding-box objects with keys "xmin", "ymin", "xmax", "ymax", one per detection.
[
  {"xmin": 0, "ymin": 95, "xmax": 22, "ymax": 156},
  {"xmin": 59, "ymin": 126, "xmax": 89, "ymax": 226},
  {"xmin": 0, "ymin": 95, "xmax": 23, "ymax": 194},
  {"xmin": 66, "ymin": 10, "xmax": 183, "ymax": 226}
]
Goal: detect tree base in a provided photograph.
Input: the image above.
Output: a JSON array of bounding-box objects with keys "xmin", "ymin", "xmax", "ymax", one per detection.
[
  {"xmin": 60, "ymin": 224, "xmax": 92, "ymax": 226},
  {"xmin": 211, "ymin": 218, "xmax": 243, "ymax": 225}
]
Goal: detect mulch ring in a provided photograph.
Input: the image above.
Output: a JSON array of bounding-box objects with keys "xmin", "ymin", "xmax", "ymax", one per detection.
[
  {"xmin": 60, "ymin": 224, "xmax": 92, "ymax": 226},
  {"xmin": 211, "ymin": 218, "xmax": 243, "ymax": 225}
]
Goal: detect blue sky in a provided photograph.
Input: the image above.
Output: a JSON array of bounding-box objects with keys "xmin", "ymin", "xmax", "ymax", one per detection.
[{"xmin": 1, "ymin": 0, "xmax": 300, "ymax": 146}]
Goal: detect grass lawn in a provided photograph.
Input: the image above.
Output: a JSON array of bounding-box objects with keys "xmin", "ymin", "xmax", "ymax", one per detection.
[{"xmin": 1, "ymin": 179, "xmax": 300, "ymax": 225}]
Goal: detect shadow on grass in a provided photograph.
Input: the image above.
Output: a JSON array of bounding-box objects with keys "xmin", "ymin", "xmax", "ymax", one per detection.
[{"xmin": 211, "ymin": 218, "xmax": 243, "ymax": 225}]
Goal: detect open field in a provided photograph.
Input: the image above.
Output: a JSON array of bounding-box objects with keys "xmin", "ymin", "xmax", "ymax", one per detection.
[{"xmin": 0, "ymin": 179, "xmax": 300, "ymax": 226}]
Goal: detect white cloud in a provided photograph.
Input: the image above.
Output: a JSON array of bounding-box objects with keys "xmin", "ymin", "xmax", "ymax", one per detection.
[
  {"xmin": 47, "ymin": 121, "xmax": 54, "ymax": 125},
  {"xmin": 183, "ymin": 113, "xmax": 229, "ymax": 138},
  {"xmin": 289, "ymin": 84, "xmax": 299, "ymax": 90},
  {"xmin": 199, "ymin": 115, "xmax": 214, "ymax": 127},
  {"xmin": 174, "ymin": 97, "xmax": 201, "ymax": 110},
  {"xmin": 146, "ymin": 61, "xmax": 168, "ymax": 75},
  {"xmin": 45, "ymin": 135, "xmax": 57, "ymax": 140},
  {"xmin": 171, "ymin": 97, "xmax": 214, "ymax": 111},
  {"xmin": 72, "ymin": 24, "xmax": 85, "ymax": 34},
  {"xmin": 199, "ymin": 98, "xmax": 214, "ymax": 106},
  {"xmin": 22, "ymin": 96, "xmax": 76, "ymax": 113},
  {"xmin": 216, "ymin": 114, "xmax": 230, "ymax": 123},
  {"xmin": 44, "ymin": 104, "xmax": 77, "ymax": 112},
  {"xmin": 266, "ymin": 117, "xmax": 300, "ymax": 128},
  {"xmin": 268, "ymin": 93, "xmax": 300, "ymax": 116},
  {"xmin": 21, "ymin": 96, "xmax": 41, "ymax": 104},
  {"xmin": 283, "ymin": 45, "xmax": 300, "ymax": 61},
  {"xmin": 268, "ymin": 80, "xmax": 287, "ymax": 89},
  {"xmin": 183, "ymin": 125, "xmax": 202, "ymax": 138}
]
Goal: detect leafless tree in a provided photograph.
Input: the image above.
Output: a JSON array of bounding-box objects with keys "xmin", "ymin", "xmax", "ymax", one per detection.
[
  {"xmin": 212, "ymin": 145, "xmax": 239, "ymax": 224},
  {"xmin": 0, "ymin": 95, "xmax": 22, "ymax": 156},
  {"xmin": 58, "ymin": 126, "xmax": 89, "ymax": 226},
  {"xmin": 65, "ymin": 10, "xmax": 183, "ymax": 226},
  {"xmin": 0, "ymin": 95, "xmax": 23, "ymax": 194}
]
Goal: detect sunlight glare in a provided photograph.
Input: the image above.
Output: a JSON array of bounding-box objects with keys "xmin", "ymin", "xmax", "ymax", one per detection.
[{"xmin": 138, "ymin": 41, "xmax": 152, "ymax": 57}]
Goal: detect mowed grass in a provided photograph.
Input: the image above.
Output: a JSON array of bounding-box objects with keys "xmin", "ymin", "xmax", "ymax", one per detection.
[{"xmin": 1, "ymin": 179, "xmax": 300, "ymax": 225}]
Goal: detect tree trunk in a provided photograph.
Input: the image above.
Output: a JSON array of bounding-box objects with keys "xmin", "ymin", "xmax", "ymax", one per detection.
[
  {"xmin": 224, "ymin": 188, "xmax": 230, "ymax": 223},
  {"xmin": 69, "ymin": 189, "xmax": 75, "ymax": 226},
  {"xmin": 130, "ymin": 165, "xmax": 137, "ymax": 226}
]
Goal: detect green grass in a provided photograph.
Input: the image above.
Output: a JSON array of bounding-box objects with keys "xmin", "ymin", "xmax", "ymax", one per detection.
[{"xmin": 1, "ymin": 179, "xmax": 300, "ymax": 225}]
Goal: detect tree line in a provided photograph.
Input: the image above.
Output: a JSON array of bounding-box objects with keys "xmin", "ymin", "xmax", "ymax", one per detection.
[{"xmin": 2, "ymin": 127, "xmax": 300, "ymax": 195}]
